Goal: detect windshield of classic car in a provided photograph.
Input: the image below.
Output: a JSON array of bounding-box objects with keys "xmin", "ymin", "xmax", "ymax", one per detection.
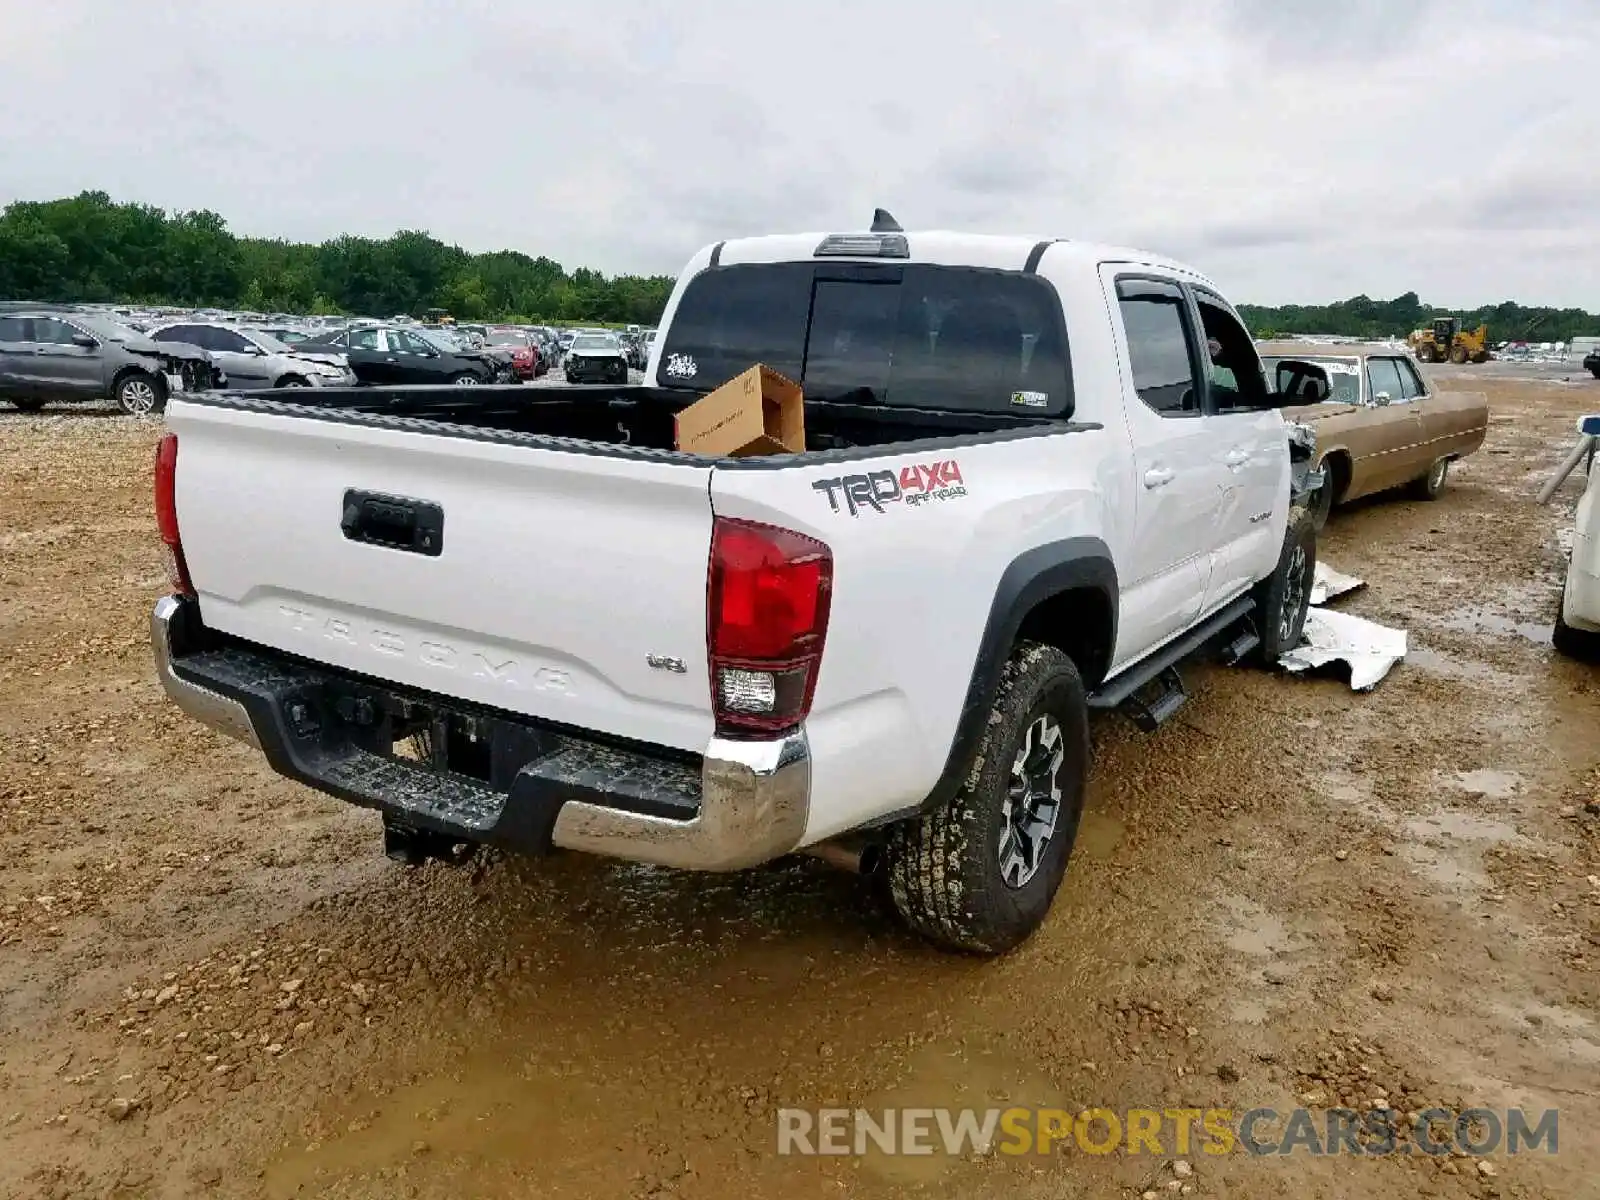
[{"xmin": 1263, "ymin": 356, "xmax": 1362, "ymax": 405}]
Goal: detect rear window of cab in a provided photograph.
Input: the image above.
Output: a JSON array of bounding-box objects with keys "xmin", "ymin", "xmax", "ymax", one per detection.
[{"xmin": 657, "ymin": 262, "xmax": 1073, "ymax": 417}]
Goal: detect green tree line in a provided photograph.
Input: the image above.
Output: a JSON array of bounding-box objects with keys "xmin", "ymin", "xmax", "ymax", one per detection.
[
  {"xmin": 3, "ymin": 192, "xmax": 1597, "ymax": 340},
  {"xmin": 1239, "ymin": 291, "xmax": 1600, "ymax": 345},
  {"xmin": 0, "ymin": 192, "xmax": 675, "ymax": 325}
]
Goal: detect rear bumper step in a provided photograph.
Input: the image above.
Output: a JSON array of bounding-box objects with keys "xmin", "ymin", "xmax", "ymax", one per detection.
[{"xmin": 151, "ymin": 595, "xmax": 809, "ymax": 871}]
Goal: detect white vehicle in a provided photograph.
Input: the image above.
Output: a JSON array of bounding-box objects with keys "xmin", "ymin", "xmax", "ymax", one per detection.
[
  {"xmin": 150, "ymin": 220, "xmax": 1322, "ymax": 953},
  {"xmin": 1539, "ymin": 414, "xmax": 1600, "ymax": 658}
]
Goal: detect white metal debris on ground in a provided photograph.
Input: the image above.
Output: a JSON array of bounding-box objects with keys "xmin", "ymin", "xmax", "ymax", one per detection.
[
  {"xmin": 1279, "ymin": 561, "xmax": 1407, "ymax": 690},
  {"xmin": 1310, "ymin": 562, "xmax": 1366, "ymax": 606},
  {"xmin": 1282, "ymin": 608, "xmax": 1408, "ymax": 691}
]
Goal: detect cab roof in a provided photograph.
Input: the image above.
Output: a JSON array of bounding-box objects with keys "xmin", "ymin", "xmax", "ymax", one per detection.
[{"xmin": 707, "ymin": 230, "xmax": 1215, "ymax": 284}]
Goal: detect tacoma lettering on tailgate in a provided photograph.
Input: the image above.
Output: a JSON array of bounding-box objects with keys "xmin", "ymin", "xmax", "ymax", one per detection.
[
  {"xmin": 275, "ymin": 604, "xmax": 572, "ymax": 694},
  {"xmin": 812, "ymin": 459, "xmax": 966, "ymax": 517}
]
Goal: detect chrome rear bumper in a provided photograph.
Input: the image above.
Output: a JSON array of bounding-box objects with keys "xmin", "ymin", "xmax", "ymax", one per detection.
[{"xmin": 151, "ymin": 596, "xmax": 809, "ymax": 871}]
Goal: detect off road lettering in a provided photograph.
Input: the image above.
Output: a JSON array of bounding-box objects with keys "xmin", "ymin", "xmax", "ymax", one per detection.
[{"xmin": 815, "ymin": 460, "xmax": 968, "ymax": 516}]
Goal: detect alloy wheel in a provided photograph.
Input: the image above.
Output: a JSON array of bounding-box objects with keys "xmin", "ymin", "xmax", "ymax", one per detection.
[
  {"xmin": 1280, "ymin": 543, "xmax": 1308, "ymax": 644},
  {"xmin": 120, "ymin": 380, "xmax": 157, "ymax": 416},
  {"xmin": 997, "ymin": 715, "xmax": 1065, "ymax": 888}
]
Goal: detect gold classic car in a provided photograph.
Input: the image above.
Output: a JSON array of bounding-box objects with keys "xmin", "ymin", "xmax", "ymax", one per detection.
[{"xmin": 1260, "ymin": 341, "xmax": 1489, "ymax": 529}]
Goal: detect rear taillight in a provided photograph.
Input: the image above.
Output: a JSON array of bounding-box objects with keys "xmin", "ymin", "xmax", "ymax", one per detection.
[
  {"xmin": 154, "ymin": 433, "xmax": 194, "ymax": 596},
  {"xmin": 707, "ymin": 518, "xmax": 832, "ymax": 736}
]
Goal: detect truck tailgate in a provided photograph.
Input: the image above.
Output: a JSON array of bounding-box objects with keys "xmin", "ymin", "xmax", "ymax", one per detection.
[{"xmin": 167, "ymin": 400, "xmax": 717, "ymax": 752}]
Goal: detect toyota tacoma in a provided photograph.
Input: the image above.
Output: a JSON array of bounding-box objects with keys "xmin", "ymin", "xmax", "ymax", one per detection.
[{"xmin": 150, "ymin": 220, "xmax": 1321, "ymax": 954}]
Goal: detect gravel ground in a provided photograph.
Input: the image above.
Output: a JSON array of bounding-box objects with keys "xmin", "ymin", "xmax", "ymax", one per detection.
[{"xmin": 3, "ymin": 372, "xmax": 1600, "ymax": 1199}]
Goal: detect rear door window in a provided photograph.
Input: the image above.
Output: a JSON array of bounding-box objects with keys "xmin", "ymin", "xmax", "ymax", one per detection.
[
  {"xmin": 656, "ymin": 262, "xmax": 1071, "ymax": 415},
  {"xmin": 1115, "ymin": 280, "xmax": 1201, "ymax": 416},
  {"xmin": 0, "ymin": 317, "xmax": 29, "ymax": 341}
]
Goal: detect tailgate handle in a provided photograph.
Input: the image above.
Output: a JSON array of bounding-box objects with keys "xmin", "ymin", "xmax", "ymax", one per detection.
[{"xmin": 341, "ymin": 490, "xmax": 444, "ymax": 557}]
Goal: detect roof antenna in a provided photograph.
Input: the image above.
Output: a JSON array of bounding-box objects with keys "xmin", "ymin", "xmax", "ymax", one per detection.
[{"xmin": 870, "ymin": 208, "xmax": 903, "ymax": 233}]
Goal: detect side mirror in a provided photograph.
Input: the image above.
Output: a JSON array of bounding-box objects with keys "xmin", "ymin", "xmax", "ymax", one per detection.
[{"xmin": 72, "ymin": 333, "xmax": 98, "ymax": 349}]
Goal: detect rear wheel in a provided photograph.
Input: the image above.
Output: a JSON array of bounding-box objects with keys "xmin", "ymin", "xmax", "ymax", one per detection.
[
  {"xmin": 9, "ymin": 397, "xmax": 47, "ymax": 413},
  {"xmin": 1449, "ymin": 345, "xmax": 1469, "ymax": 365},
  {"xmin": 115, "ymin": 372, "xmax": 165, "ymax": 416},
  {"xmin": 450, "ymin": 373, "xmax": 482, "ymax": 385},
  {"xmin": 1252, "ymin": 505, "xmax": 1317, "ymax": 663},
  {"xmin": 1409, "ymin": 457, "xmax": 1449, "ymax": 500},
  {"xmin": 884, "ymin": 642, "xmax": 1089, "ymax": 955}
]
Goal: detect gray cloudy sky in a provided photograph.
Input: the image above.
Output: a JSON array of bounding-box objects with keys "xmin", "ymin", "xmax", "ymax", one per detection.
[{"xmin": 2, "ymin": 0, "xmax": 1595, "ymax": 306}]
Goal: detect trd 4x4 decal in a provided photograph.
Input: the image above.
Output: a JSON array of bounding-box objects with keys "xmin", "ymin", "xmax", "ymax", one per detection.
[{"xmin": 812, "ymin": 459, "xmax": 966, "ymax": 517}]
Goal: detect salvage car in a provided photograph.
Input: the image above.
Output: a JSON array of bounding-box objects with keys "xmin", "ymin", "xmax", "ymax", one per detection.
[
  {"xmin": 1261, "ymin": 341, "xmax": 1489, "ymax": 529},
  {"xmin": 150, "ymin": 224, "xmax": 1324, "ymax": 955},
  {"xmin": 0, "ymin": 309, "xmax": 221, "ymax": 415},
  {"xmin": 293, "ymin": 325, "xmax": 503, "ymax": 385},
  {"xmin": 1584, "ymin": 349, "xmax": 1600, "ymax": 380},
  {"xmin": 148, "ymin": 322, "xmax": 357, "ymax": 390},
  {"xmin": 487, "ymin": 328, "xmax": 547, "ymax": 380},
  {"xmin": 564, "ymin": 332, "xmax": 630, "ymax": 383}
]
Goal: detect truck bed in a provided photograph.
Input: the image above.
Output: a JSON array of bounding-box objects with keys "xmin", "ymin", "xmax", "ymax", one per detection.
[{"xmin": 182, "ymin": 383, "xmax": 1073, "ymax": 461}]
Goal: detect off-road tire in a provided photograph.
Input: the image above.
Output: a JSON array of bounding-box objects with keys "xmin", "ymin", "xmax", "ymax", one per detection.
[
  {"xmin": 1449, "ymin": 345, "xmax": 1469, "ymax": 365},
  {"xmin": 1415, "ymin": 344, "xmax": 1435, "ymax": 364},
  {"xmin": 885, "ymin": 642, "xmax": 1089, "ymax": 955},
  {"xmin": 1409, "ymin": 457, "xmax": 1449, "ymax": 500},
  {"xmin": 9, "ymin": 397, "xmax": 47, "ymax": 412},
  {"xmin": 1252, "ymin": 505, "xmax": 1317, "ymax": 663}
]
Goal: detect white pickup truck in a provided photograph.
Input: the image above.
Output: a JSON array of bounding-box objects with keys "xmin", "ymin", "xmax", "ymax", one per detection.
[{"xmin": 151, "ymin": 222, "xmax": 1322, "ymax": 954}]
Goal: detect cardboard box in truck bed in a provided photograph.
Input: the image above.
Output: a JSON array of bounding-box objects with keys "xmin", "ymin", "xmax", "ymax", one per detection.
[{"xmin": 673, "ymin": 364, "xmax": 805, "ymax": 457}]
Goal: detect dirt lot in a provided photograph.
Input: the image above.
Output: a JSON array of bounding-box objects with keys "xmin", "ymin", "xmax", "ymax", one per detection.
[{"xmin": 4, "ymin": 372, "xmax": 1600, "ymax": 1199}]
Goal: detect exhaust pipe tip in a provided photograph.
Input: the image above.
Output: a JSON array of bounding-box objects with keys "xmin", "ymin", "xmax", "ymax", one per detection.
[{"xmin": 802, "ymin": 837, "xmax": 883, "ymax": 875}]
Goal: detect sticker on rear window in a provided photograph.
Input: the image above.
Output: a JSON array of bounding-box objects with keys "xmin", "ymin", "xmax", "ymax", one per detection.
[
  {"xmin": 1011, "ymin": 390, "xmax": 1049, "ymax": 409},
  {"xmin": 664, "ymin": 352, "xmax": 698, "ymax": 379}
]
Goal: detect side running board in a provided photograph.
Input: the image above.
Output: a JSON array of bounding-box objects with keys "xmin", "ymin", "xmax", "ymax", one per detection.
[{"xmin": 1087, "ymin": 595, "xmax": 1256, "ymax": 724}]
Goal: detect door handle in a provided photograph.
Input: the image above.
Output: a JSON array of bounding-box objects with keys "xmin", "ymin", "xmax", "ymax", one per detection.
[
  {"xmin": 1225, "ymin": 449, "xmax": 1251, "ymax": 470},
  {"xmin": 1143, "ymin": 467, "xmax": 1175, "ymax": 489}
]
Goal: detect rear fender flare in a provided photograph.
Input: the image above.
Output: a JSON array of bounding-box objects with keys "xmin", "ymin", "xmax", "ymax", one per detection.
[{"xmin": 919, "ymin": 537, "xmax": 1117, "ymax": 813}]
